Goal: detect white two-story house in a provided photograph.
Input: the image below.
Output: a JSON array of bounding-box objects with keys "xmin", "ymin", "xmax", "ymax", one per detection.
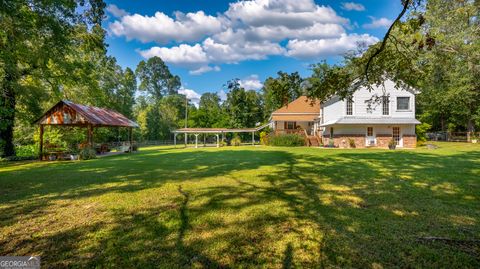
[{"xmin": 320, "ymin": 79, "xmax": 421, "ymax": 148}]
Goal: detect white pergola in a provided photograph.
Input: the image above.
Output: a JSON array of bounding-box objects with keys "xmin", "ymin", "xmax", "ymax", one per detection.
[{"xmin": 172, "ymin": 126, "xmax": 267, "ymax": 148}]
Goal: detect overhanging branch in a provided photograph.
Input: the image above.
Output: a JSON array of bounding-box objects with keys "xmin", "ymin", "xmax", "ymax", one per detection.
[{"xmin": 365, "ymin": 0, "xmax": 412, "ymax": 81}]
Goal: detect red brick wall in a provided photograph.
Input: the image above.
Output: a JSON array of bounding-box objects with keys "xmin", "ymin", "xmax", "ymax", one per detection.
[{"xmin": 323, "ymin": 133, "xmax": 417, "ymax": 148}]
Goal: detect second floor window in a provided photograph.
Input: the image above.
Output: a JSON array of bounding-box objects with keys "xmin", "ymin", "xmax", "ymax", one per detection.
[
  {"xmin": 382, "ymin": 96, "xmax": 389, "ymax": 115},
  {"xmin": 397, "ymin": 97, "xmax": 410, "ymax": 110},
  {"xmin": 346, "ymin": 99, "xmax": 353, "ymax": 115}
]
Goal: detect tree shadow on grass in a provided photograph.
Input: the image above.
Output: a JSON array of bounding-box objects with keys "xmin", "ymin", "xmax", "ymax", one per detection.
[{"xmin": 1, "ymin": 148, "xmax": 479, "ymax": 268}]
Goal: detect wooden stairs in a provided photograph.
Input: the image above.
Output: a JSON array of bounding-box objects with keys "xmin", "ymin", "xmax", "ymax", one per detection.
[{"xmin": 302, "ymin": 130, "xmax": 321, "ymax": 147}]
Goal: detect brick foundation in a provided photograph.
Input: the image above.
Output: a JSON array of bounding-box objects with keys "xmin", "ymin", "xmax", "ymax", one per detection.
[{"xmin": 323, "ymin": 134, "xmax": 417, "ymax": 148}]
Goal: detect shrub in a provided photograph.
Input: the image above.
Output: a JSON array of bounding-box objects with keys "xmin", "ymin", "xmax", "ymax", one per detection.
[
  {"xmin": 79, "ymin": 148, "xmax": 96, "ymax": 160},
  {"xmin": 0, "ymin": 155, "xmax": 37, "ymax": 162},
  {"xmin": 231, "ymin": 136, "xmax": 242, "ymax": 146},
  {"xmin": 259, "ymin": 131, "xmax": 269, "ymax": 145},
  {"xmin": 268, "ymin": 134, "xmax": 305, "ymax": 147},
  {"xmin": 15, "ymin": 144, "xmax": 38, "ymax": 157},
  {"xmin": 348, "ymin": 138, "xmax": 356, "ymax": 148},
  {"xmin": 416, "ymin": 122, "xmax": 431, "ymax": 145}
]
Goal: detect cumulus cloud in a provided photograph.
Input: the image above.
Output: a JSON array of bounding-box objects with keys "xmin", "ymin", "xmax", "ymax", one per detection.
[
  {"xmin": 286, "ymin": 33, "xmax": 379, "ymax": 59},
  {"xmin": 112, "ymin": 0, "xmax": 379, "ymax": 74},
  {"xmin": 178, "ymin": 88, "xmax": 201, "ymax": 107},
  {"xmin": 239, "ymin": 75, "xmax": 263, "ymax": 90},
  {"xmin": 139, "ymin": 44, "xmax": 208, "ymax": 67},
  {"xmin": 189, "ymin": 65, "xmax": 221, "ymax": 75},
  {"xmin": 106, "ymin": 4, "xmax": 128, "ymax": 18},
  {"xmin": 110, "ymin": 11, "xmax": 224, "ymax": 43},
  {"xmin": 362, "ymin": 16, "xmax": 392, "ymax": 29},
  {"xmin": 218, "ymin": 90, "xmax": 227, "ymax": 102},
  {"xmin": 226, "ymin": 0, "xmax": 347, "ymax": 28},
  {"xmin": 341, "ymin": 2, "xmax": 365, "ymax": 11}
]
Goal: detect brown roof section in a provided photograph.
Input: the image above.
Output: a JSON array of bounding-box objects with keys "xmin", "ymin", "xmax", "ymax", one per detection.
[
  {"xmin": 271, "ymin": 115, "xmax": 318, "ymax": 122},
  {"xmin": 35, "ymin": 100, "xmax": 139, "ymax": 127},
  {"xmin": 272, "ymin": 96, "xmax": 320, "ymax": 114}
]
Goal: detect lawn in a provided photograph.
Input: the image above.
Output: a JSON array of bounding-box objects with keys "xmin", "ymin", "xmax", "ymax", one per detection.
[{"xmin": 1, "ymin": 143, "xmax": 479, "ymax": 268}]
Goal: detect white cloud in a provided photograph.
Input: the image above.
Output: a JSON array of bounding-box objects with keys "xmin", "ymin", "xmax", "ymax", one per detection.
[
  {"xmin": 362, "ymin": 16, "xmax": 392, "ymax": 29},
  {"xmin": 189, "ymin": 65, "xmax": 221, "ymax": 75},
  {"xmin": 286, "ymin": 33, "xmax": 379, "ymax": 59},
  {"xmin": 114, "ymin": 0, "xmax": 379, "ymax": 74},
  {"xmin": 341, "ymin": 2, "xmax": 365, "ymax": 11},
  {"xmin": 106, "ymin": 4, "xmax": 128, "ymax": 18},
  {"xmin": 239, "ymin": 75, "xmax": 263, "ymax": 90},
  {"xmin": 110, "ymin": 11, "xmax": 224, "ymax": 43},
  {"xmin": 218, "ymin": 90, "xmax": 227, "ymax": 102},
  {"xmin": 226, "ymin": 0, "xmax": 347, "ymax": 28},
  {"xmin": 139, "ymin": 44, "xmax": 208, "ymax": 67},
  {"xmin": 178, "ymin": 88, "xmax": 201, "ymax": 107},
  {"xmin": 139, "ymin": 38, "xmax": 284, "ymax": 69}
]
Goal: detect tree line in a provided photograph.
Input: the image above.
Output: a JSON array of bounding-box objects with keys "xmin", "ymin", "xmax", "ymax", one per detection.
[{"xmin": 1, "ymin": 0, "xmax": 478, "ymax": 157}]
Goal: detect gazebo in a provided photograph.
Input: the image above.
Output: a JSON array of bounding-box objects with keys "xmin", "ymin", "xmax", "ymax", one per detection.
[
  {"xmin": 172, "ymin": 124, "xmax": 269, "ymax": 148},
  {"xmin": 34, "ymin": 100, "xmax": 139, "ymax": 160}
]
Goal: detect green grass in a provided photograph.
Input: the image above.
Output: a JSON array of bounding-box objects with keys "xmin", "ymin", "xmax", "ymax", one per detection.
[{"xmin": 1, "ymin": 142, "xmax": 479, "ymax": 268}]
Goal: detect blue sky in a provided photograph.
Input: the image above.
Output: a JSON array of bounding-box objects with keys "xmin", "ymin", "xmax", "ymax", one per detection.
[{"xmin": 103, "ymin": 0, "xmax": 402, "ymax": 100}]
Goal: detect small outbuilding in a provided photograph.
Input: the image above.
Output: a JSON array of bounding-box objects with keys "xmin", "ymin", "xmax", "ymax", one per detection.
[{"xmin": 34, "ymin": 100, "xmax": 139, "ymax": 160}]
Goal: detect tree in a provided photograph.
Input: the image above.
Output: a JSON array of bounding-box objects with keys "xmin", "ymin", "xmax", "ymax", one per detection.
[
  {"xmin": 116, "ymin": 67, "xmax": 136, "ymax": 118},
  {"xmin": 0, "ymin": 0, "xmax": 106, "ymax": 157},
  {"xmin": 224, "ymin": 79, "xmax": 263, "ymax": 129},
  {"xmin": 192, "ymin": 93, "xmax": 229, "ymax": 128},
  {"xmin": 262, "ymin": 71, "xmax": 303, "ymax": 118},
  {"xmin": 135, "ymin": 57, "xmax": 181, "ymax": 101}
]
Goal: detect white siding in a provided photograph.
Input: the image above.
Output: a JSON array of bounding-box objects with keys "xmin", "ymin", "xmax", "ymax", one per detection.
[{"xmin": 322, "ymin": 79, "xmax": 416, "ymax": 121}]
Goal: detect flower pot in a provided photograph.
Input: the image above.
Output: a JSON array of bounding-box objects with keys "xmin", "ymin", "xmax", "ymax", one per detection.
[{"xmin": 388, "ymin": 144, "xmax": 396, "ymax": 150}]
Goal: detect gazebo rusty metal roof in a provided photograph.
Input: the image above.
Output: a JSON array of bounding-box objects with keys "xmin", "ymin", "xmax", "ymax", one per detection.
[{"xmin": 35, "ymin": 100, "xmax": 139, "ymax": 127}]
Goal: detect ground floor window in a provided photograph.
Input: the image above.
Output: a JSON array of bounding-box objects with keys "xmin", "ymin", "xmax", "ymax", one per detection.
[
  {"xmin": 285, "ymin": 121, "xmax": 296, "ymax": 129},
  {"xmin": 393, "ymin": 127, "xmax": 401, "ymax": 145},
  {"xmin": 367, "ymin": 127, "xmax": 373, "ymax": 136}
]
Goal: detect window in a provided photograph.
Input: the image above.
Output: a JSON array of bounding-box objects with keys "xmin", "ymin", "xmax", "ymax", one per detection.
[
  {"xmin": 382, "ymin": 96, "xmax": 389, "ymax": 115},
  {"xmin": 346, "ymin": 98, "xmax": 353, "ymax": 115},
  {"xmin": 397, "ymin": 97, "xmax": 410, "ymax": 110},
  {"xmin": 367, "ymin": 127, "xmax": 373, "ymax": 137},
  {"xmin": 330, "ymin": 127, "xmax": 334, "ymax": 139},
  {"xmin": 285, "ymin": 122, "xmax": 295, "ymax": 129}
]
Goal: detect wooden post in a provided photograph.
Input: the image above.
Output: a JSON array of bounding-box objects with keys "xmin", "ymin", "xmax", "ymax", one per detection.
[
  {"xmin": 203, "ymin": 134, "xmax": 206, "ymax": 147},
  {"xmin": 184, "ymin": 133, "xmax": 187, "ymax": 148},
  {"xmin": 39, "ymin": 125, "xmax": 44, "ymax": 160},
  {"xmin": 174, "ymin": 133, "xmax": 177, "ymax": 147},
  {"xmin": 129, "ymin": 127, "xmax": 133, "ymax": 152},
  {"xmin": 87, "ymin": 124, "xmax": 93, "ymax": 148},
  {"xmin": 252, "ymin": 131, "xmax": 254, "ymax": 146},
  {"xmin": 194, "ymin": 134, "xmax": 199, "ymax": 148},
  {"xmin": 216, "ymin": 134, "xmax": 219, "ymax": 148}
]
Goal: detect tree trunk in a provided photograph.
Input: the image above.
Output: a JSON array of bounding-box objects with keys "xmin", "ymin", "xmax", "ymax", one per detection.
[{"xmin": 0, "ymin": 79, "xmax": 16, "ymax": 157}]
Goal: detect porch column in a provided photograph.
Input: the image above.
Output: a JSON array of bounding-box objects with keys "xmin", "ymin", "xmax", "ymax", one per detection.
[
  {"xmin": 216, "ymin": 134, "xmax": 219, "ymax": 148},
  {"xmin": 184, "ymin": 133, "xmax": 187, "ymax": 148},
  {"xmin": 203, "ymin": 134, "xmax": 206, "ymax": 147},
  {"xmin": 39, "ymin": 125, "xmax": 44, "ymax": 160},
  {"xmin": 252, "ymin": 131, "xmax": 254, "ymax": 146},
  {"xmin": 194, "ymin": 134, "xmax": 199, "ymax": 148},
  {"xmin": 174, "ymin": 133, "xmax": 177, "ymax": 147},
  {"xmin": 128, "ymin": 127, "xmax": 133, "ymax": 153}
]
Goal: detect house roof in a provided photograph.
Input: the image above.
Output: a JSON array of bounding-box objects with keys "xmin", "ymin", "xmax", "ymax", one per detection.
[
  {"xmin": 35, "ymin": 100, "xmax": 139, "ymax": 127},
  {"xmin": 321, "ymin": 117, "xmax": 421, "ymax": 127},
  {"xmin": 271, "ymin": 115, "xmax": 319, "ymax": 122},
  {"xmin": 272, "ymin": 96, "xmax": 320, "ymax": 114}
]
